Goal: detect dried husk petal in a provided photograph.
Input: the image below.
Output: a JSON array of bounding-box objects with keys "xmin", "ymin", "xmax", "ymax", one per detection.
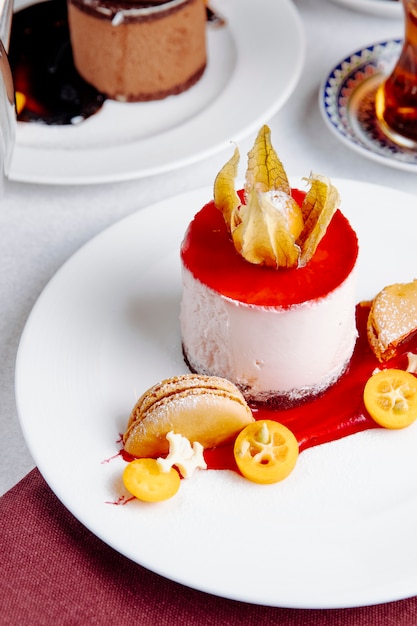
[
  {"xmin": 245, "ymin": 125, "xmax": 291, "ymax": 195},
  {"xmin": 213, "ymin": 146, "xmax": 240, "ymax": 234},
  {"xmin": 297, "ymin": 174, "xmax": 340, "ymax": 266}
]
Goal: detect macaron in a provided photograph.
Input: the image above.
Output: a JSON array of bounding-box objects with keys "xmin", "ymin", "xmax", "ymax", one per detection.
[{"xmin": 123, "ymin": 374, "xmax": 254, "ymax": 458}]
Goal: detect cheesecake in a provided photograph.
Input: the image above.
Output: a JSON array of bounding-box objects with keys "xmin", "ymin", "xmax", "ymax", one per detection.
[{"xmin": 180, "ymin": 126, "xmax": 359, "ymax": 407}]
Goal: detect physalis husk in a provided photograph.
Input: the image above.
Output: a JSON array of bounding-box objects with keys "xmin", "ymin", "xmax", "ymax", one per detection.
[{"xmin": 213, "ymin": 125, "xmax": 340, "ymax": 269}]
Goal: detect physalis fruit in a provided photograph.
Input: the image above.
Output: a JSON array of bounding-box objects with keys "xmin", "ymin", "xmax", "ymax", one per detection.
[{"xmin": 214, "ymin": 125, "xmax": 340, "ymax": 269}]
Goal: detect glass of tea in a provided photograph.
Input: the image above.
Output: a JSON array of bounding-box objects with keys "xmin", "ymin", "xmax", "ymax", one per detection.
[{"xmin": 375, "ymin": 0, "xmax": 417, "ymax": 149}]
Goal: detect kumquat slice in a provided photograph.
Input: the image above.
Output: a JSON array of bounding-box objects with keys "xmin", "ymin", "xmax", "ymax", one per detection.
[
  {"xmin": 233, "ymin": 420, "xmax": 299, "ymax": 484},
  {"xmin": 123, "ymin": 458, "xmax": 180, "ymax": 502},
  {"xmin": 363, "ymin": 369, "xmax": 417, "ymax": 429}
]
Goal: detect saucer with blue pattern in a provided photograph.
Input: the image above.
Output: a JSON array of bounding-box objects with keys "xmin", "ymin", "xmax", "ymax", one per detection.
[{"xmin": 319, "ymin": 39, "xmax": 417, "ymax": 172}]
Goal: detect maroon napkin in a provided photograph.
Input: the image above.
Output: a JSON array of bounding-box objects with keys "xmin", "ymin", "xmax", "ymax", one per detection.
[{"xmin": 0, "ymin": 468, "xmax": 416, "ymax": 625}]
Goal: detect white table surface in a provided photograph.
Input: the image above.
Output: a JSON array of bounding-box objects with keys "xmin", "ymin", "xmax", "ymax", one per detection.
[{"xmin": 1, "ymin": 0, "xmax": 414, "ymax": 497}]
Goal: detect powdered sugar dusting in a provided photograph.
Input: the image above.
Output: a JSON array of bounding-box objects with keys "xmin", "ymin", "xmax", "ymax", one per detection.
[{"xmin": 373, "ymin": 282, "xmax": 417, "ymax": 349}]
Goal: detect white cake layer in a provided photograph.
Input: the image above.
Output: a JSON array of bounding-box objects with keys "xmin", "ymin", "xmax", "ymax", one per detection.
[{"xmin": 180, "ymin": 266, "xmax": 358, "ymax": 404}]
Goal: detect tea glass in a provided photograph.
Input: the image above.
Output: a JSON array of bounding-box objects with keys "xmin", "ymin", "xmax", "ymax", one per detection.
[{"xmin": 375, "ymin": 0, "xmax": 417, "ymax": 148}]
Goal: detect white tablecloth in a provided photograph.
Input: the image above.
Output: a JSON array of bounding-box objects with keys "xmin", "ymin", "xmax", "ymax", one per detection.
[{"xmin": 1, "ymin": 0, "xmax": 414, "ymax": 496}]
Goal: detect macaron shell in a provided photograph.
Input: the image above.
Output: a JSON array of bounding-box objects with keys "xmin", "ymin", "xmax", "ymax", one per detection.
[
  {"xmin": 125, "ymin": 374, "xmax": 249, "ymax": 430},
  {"xmin": 123, "ymin": 387, "xmax": 254, "ymax": 458}
]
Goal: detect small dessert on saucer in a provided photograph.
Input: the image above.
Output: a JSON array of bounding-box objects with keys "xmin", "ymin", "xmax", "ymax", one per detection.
[
  {"xmin": 367, "ymin": 279, "xmax": 417, "ymax": 362},
  {"xmin": 67, "ymin": 0, "xmax": 207, "ymax": 101},
  {"xmin": 123, "ymin": 374, "xmax": 254, "ymax": 457},
  {"xmin": 180, "ymin": 126, "xmax": 359, "ymax": 407}
]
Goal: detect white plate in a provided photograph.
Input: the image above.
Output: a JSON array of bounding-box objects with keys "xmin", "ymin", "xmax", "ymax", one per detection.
[
  {"xmin": 8, "ymin": 0, "xmax": 304, "ymax": 185},
  {"xmin": 15, "ymin": 180, "xmax": 417, "ymax": 608},
  {"xmin": 327, "ymin": 0, "xmax": 402, "ymax": 18},
  {"xmin": 320, "ymin": 39, "xmax": 417, "ymax": 172}
]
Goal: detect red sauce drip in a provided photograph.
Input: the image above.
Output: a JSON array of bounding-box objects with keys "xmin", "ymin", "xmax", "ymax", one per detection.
[
  {"xmin": 180, "ymin": 190, "xmax": 359, "ymax": 307},
  {"xmin": 120, "ymin": 448, "xmax": 137, "ymax": 464},
  {"xmin": 203, "ymin": 303, "xmax": 417, "ymax": 471}
]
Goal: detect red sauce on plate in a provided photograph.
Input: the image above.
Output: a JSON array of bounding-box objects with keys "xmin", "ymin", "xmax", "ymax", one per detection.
[
  {"xmin": 118, "ymin": 304, "xmax": 417, "ymax": 472},
  {"xmin": 203, "ymin": 303, "xmax": 417, "ymax": 471}
]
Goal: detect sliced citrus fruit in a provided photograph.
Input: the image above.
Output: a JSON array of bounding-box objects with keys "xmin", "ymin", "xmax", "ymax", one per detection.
[
  {"xmin": 123, "ymin": 458, "xmax": 180, "ymax": 502},
  {"xmin": 363, "ymin": 368, "xmax": 417, "ymax": 429},
  {"xmin": 233, "ymin": 420, "xmax": 299, "ymax": 484}
]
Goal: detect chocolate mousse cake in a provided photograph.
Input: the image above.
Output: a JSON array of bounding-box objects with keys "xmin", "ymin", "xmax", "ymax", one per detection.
[
  {"xmin": 180, "ymin": 127, "xmax": 359, "ymax": 408},
  {"xmin": 66, "ymin": 0, "xmax": 207, "ymax": 102}
]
